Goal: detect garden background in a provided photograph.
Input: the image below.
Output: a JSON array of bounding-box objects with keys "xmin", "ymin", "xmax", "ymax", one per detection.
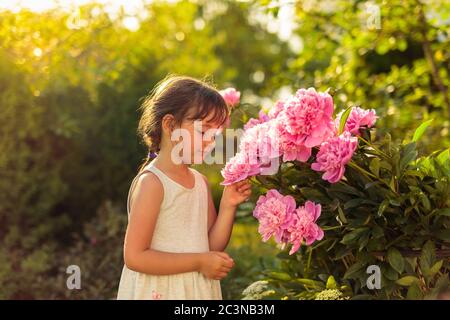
[{"xmin": 0, "ymin": 0, "xmax": 448, "ymax": 299}]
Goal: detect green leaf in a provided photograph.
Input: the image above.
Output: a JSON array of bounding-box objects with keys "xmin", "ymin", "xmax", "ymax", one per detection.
[
  {"xmin": 436, "ymin": 149, "xmax": 450, "ymax": 176},
  {"xmin": 384, "ymin": 265, "xmax": 399, "ymax": 281},
  {"xmin": 406, "ymin": 282, "xmax": 423, "ymax": 300},
  {"xmin": 420, "ymin": 194, "xmax": 431, "ymax": 211},
  {"xmin": 431, "ymin": 273, "xmax": 450, "ymax": 296},
  {"xmin": 377, "ymin": 199, "xmax": 389, "ymax": 216},
  {"xmin": 371, "ymin": 225, "xmax": 384, "ymax": 239},
  {"xmin": 400, "ymin": 142, "xmax": 418, "ymax": 171},
  {"xmin": 358, "ymin": 232, "xmax": 370, "ymax": 251},
  {"xmin": 369, "ymin": 158, "xmax": 380, "ymax": 177},
  {"xmin": 329, "ymin": 183, "xmax": 363, "ymax": 196},
  {"xmin": 428, "ymin": 260, "xmax": 443, "ymax": 277},
  {"xmin": 344, "ymin": 198, "xmax": 365, "ymax": 209},
  {"xmin": 341, "ymin": 228, "xmax": 369, "ymax": 245},
  {"xmin": 387, "ymin": 247, "xmax": 405, "ymax": 274},
  {"xmin": 338, "ymin": 205, "xmax": 347, "ymax": 224},
  {"xmin": 379, "ymin": 161, "xmax": 392, "ymax": 171},
  {"xmin": 435, "ymin": 208, "xmax": 450, "ymax": 217},
  {"xmin": 294, "ymin": 278, "xmax": 324, "ymax": 288},
  {"xmin": 267, "ymin": 271, "xmax": 291, "ymax": 281},
  {"xmin": 343, "ymin": 261, "xmax": 365, "ymax": 280},
  {"xmin": 419, "ymin": 240, "xmax": 435, "ymax": 274},
  {"xmin": 435, "ymin": 229, "xmax": 450, "ymax": 241},
  {"xmin": 412, "ymin": 119, "xmax": 433, "ymax": 142},
  {"xmin": 276, "ymin": 251, "xmax": 295, "ymax": 260},
  {"xmin": 326, "ymin": 275, "xmax": 337, "ymax": 290},
  {"xmin": 338, "ymin": 107, "xmax": 352, "ymax": 134},
  {"xmin": 396, "ymin": 276, "xmax": 420, "ymax": 286},
  {"xmin": 299, "ymin": 187, "xmax": 329, "ymax": 202}
]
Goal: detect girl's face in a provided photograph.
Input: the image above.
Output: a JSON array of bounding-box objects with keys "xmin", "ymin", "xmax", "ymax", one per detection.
[{"xmin": 168, "ymin": 111, "xmax": 224, "ymax": 164}]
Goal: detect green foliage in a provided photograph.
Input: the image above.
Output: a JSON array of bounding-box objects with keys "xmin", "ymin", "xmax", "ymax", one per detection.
[
  {"xmin": 259, "ymin": 0, "xmax": 450, "ymax": 152},
  {"xmin": 243, "ymin": 118, "xmax": 449, "ymax": 299},
  {"xmin": 239, "ymin": 0, "xmax": 450, "ymax": 300}
]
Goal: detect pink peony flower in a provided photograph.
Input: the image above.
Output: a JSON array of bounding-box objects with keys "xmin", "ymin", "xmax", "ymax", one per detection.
[
  {"xmin": 275, "ymin": 88, "xmax": 335, "ymax": 162},
  {"xmin": 152, "ymin": 290, "xmax": 162, "ymax": 300},
  {"xmin": 244, "ymin": 110, "xmax": 270, "ymax": 130},
  {"xmin": 220, "ymin": 152, "xmax": 261, "ymax": 185},
  {"xmin": 253, "ymin": 190, "xmax": 324, "ymax": 254},
  {"xmin": 276, "ymin": 121, "xmax": 313, "ymax": 162},
  {"xmin": 268, "ymin": 99, "xmax": 286, "ymax": 119},
  {"xmin": 239, "ymin": 120, "xmax": 281, "ymax": 166},
  {"xmin": 221, "ymin": 119, "xmax": 282, "ymax": 185},
  {"xmin": 311, "ymin": 132, "xmax": 358, "ymax": 183},
  {"xmin": 253, "ymin": 189, "xmax": 297, "ymax": 243},
  {"xmin": 336, "ymin": 107, "xmax": 377, "ymax": 135},
  {"xmin": 220, "ymin": 87, "xmax": 240, "ymax": 107},
  {"xmin": 287, "ymin": 201, "xmax": 324, "ymax": 254}
]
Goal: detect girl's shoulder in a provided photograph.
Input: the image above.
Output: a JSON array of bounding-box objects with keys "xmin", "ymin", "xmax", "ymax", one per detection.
[
  {"xmin": 127, "ymin": 168, "xmax": 164, "ymax": 214},
  {"xmin": 135, "ymin": 169, "xmax": 164, "ymax": 190}
]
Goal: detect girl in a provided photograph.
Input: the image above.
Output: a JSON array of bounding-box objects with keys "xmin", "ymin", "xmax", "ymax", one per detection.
[{"xmin": 117, "ymin": 75, "xmax": 252, "ymax": 300}]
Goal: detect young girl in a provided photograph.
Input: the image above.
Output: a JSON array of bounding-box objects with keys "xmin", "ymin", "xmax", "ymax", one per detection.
[{"xmin": 117, "ymin": 75, "xmax": 252, "ymax": 300}]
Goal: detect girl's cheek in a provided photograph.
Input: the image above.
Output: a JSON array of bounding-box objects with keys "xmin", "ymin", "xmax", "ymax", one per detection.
[
  {"xmin": 191, "ymin": 131, "xmax": 202, "ymax": 150},
  {"xmin": 205, "ymin": 139, "xmax": 216, "ymax": 148}
]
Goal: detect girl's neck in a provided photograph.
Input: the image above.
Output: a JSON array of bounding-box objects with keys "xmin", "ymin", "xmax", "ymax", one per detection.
[{"xmin": 151, "ymin": 148, "xmax": 191, "ymax": 175}]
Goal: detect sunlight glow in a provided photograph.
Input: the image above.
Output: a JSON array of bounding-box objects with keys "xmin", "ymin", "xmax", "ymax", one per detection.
[{"xmin": 0, "ymin": 0, "xmax": 149, "ymax": 15}]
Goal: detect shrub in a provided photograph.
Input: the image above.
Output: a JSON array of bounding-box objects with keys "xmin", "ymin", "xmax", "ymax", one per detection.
[{"xmin": 224, "ymin": 88, "xmax": 449, "ymax": 300}]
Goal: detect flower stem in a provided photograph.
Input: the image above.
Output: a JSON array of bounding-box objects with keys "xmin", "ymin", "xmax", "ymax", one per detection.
[
  {"xmin": 305, "ymin": 247, "xmax": 313, "ymax": 276},
  {"xmin": 348, "ymin": 161, "xmax": 399, "ymax": 195},
  {"xmin": 348, "ymin": 161, "xmax": 378, "ymax": 180},
  {"xmin": 357, "ymin": 136, "xmax": 389, "ymax": 158}
]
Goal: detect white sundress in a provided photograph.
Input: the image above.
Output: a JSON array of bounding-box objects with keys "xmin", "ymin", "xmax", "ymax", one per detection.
[{"xmin": 117, "ymin": 158, "xmax": 222, "ymax": 300}]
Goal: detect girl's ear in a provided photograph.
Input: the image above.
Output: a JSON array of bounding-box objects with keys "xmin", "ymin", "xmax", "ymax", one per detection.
[{"xmin": 161, "ymin": 114, "xmax": 175, "ymax": 133}]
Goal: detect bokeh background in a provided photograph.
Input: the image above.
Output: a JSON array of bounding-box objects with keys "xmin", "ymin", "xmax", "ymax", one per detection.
[{"xmin": 0, "ymin": 0, "xmax": 448, "ymax": 299}]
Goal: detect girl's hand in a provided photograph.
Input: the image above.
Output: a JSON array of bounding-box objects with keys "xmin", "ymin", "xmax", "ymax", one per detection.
[
  {"xmin": 199, "ymin": 251, "xmax": 235, "ymax": 280},
  {"xmin": 222, "ymin": 179, "xmax": 252, "ymax": 209}
]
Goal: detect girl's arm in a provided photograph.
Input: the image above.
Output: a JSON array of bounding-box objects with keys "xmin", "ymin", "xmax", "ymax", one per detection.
[
  {"xmin": 124, "ymin": 172, "xmax": 203, "ymax": 275},
  {"xmin": 203, "ymin": 175, "xmax": 251, "ymax": 252}
]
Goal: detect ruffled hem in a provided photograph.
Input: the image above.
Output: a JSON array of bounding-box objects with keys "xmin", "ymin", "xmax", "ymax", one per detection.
[{"xmin": 117, "ymin": 266, "xmax": 222, "ymax": 300}]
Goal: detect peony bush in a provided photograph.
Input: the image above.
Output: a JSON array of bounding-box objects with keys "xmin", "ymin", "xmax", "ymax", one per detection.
[{"xmin": 221, "ymin": 87, "xmax": 450, "ymax": 300}]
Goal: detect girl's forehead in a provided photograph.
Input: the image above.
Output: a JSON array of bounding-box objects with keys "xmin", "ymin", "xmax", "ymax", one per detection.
[
  {"xmin": 185, "ymin": 105, "xmax": 226, "ymax": 128},
  {"xmin": 188, "ymin": 116, "xmax": 223, "ymax": 128}
]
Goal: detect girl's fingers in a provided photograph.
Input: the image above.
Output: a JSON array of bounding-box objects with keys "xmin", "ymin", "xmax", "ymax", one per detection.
[
  {"xmin": 235, "ymin": 179, "xmax": 249, "ymax": 188},
  {"xmin": 234, "ymin": 180, "xmax": 246, "ymax": 187},
  {"xmin": 220, "ymin": 266, "xmax": 232, "ymax": 273},
  {"xmin": 216, "ymin": 253, "xmax": 234, "ymax": 266},
  {"xmin": 222, "ymin": 259, "xmax": 234, "ymax": 268},
  {"xmin": 218, "ymin": 272, "xmax": 228, "ymax": 279},
  {"xmin": 215, "ymin": 251, "xmax": 232, "ymax": 260},
  {"xmin": 237, "ymin": 184, "xmax": 251, "ymax": 193}
]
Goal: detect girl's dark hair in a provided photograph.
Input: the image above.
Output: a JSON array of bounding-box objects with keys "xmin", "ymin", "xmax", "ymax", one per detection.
[{"xmin": 137, "ymin": 74, "xmax": 229, "ymax": 172}]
